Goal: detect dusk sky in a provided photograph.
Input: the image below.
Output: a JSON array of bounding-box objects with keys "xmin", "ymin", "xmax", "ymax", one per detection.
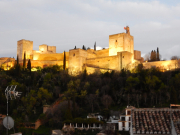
[{"xmin": 0, "ymin": 0, "xmax": 180, "ymax": 60}]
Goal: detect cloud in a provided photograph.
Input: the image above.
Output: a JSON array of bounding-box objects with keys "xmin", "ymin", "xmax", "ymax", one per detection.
[{"xmin": 0, "ymin": 0, "xmax": 180, "ymax": 60}]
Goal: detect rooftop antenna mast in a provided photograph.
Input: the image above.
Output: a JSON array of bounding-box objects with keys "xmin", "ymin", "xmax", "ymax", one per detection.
[{"xmin": 4, "ymin": 85, "xmax": 22, "ymax": 135}]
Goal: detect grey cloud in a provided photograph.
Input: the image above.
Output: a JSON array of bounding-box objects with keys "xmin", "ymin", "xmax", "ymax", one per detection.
[{"xmin": 0, "ymin": 0, "xmax": 180, "ymax": 60}]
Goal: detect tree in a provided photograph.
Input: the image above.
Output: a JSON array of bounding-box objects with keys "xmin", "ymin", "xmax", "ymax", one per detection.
[
  {"xmin": 101, "ymin": 95, "xmax": 113, "ymax": 109},
  {"xmin": 74, "ymin": 46, "xmax": 76, "ymax": 49},
  {"xmin": 86, "ymin": 94, "xmax": 97, "ymax": 112},
  {"xmin": 63, "ymin": 80, "xmax": 80, "ymax": 117},
  {"xmin": 23, "ymin": 52, "xmax": 26, "ymax": 69},
  {"xmin": 94, "ymin": 42, "xmax": 96, "ymax": 51},
  {"xmin": 21, "ymin": 88, "xmax": 52, "ymax": 116},
  {"xmin": 157, "ymin": 47, "xmax": 160, "ymax": 61},
  {"xmin": 63, "ymin": 51, "xmax": 66, "ymax": 70},
  {"xmin": 82, "ymin": 45, "xmax": 86, "ymax": 50},
  {"xmin": 27, "ymin": 59, "xmax": 31, "ymax": 72},
  {"xmin": 16, "ymin": 55, "xmax": 19, "ymax": 66},
  {"xmin": 171, "ymin": 56, "xmax": 179, "ymax": 60},
  {"xmin": 125, "ymin": 76, "xmax": 139, "ymax": 105},
  {"xmin": 145, "ymin": 75, "xmax": 162, "ymax": 105},
  {"xmin": 15, "ymin": 55, "xmax": 20, "ymax": 75}
]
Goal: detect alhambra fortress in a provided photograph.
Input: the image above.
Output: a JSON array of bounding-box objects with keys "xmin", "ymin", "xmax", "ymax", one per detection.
[{"xmin": 0, "ymin": 26, "xmax": 179, "ymax": 74}]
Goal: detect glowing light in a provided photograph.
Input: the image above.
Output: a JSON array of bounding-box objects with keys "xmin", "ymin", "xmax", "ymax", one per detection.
[
  {"xmin": 31, "ymin": 68, "xmax": 37, "ymax": 71},
  {"xmin": 40, "ymin": 48, "xmax": 44, "ymax": 52}
]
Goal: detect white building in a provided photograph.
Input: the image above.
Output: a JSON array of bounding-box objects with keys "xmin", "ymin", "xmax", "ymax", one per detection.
[{"xmin": 118, "ymin": 106, "xmax": 135, "ymax": 131}]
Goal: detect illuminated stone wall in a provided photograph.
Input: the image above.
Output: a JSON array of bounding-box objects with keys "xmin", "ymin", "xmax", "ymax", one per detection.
[
  {"xmin": 143, "ymin": 60, "xmax": 180, "ymax": 71},
  {"xmin": 32, "ymin": 52, "xmax": 69, "ymax": 61},
  {"xmin": 39, "ymin": 45, "xmax": 56, "ymax": 53},
  {"xmin": 0, "ymin": 57, "xmax": 15, "ymax": 70},
  {"xmin": 118, "ymin": 51, "xmax": 134, "ymax": 70},
  {"xmin": 31, "ymin": 60, "xmax": 68, "ymax": 68},
  {"xmin": 39, "ymin": 44, "xmax": 48, "ymax": 52},
  {"xmin": 48, "ymin": 46, "xmax": 56, "ymax": 53},
  {"xmin": 109, "ymin": 33, "xmax": 134, "ymax": 56},
  {"xmin": 95, "ymin": 49, "xmax": 109, "ymax": 57},
  {"xmin": 134, "ymin": 50, "xmax": 141, "ymax": 60},
  {"xmin": 13, "ymin": 31, "xmax": 143, "ymax": 74},
  {"xmin": 17, "ymin": 39, "xmax": 33, "ymax": 60},
  {"xmin": 86, "ymin": 55, "xmax": 119, "ymax": 70},
  {"xmin": 68, "ymin": 49, "xmax": 88, "ymax": 75}
]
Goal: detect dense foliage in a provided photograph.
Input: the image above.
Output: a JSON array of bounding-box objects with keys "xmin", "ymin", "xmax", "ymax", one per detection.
[{"xmin": 0, "ymin": 64, "xmax": 180, "ymax": 134}]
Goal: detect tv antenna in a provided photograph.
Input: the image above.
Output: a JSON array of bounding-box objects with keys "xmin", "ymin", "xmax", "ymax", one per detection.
[{"xmin": 4, "ymin": 85, "xmax": 22, "ymax": 135}]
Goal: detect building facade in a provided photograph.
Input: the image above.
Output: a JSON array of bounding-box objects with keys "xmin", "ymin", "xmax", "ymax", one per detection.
[
  {"xmin": 1, "ymin": 27, "xmax": 179, "ymax": 73},
  {"xmin": 15, "ymin": 27, "xmax": 143, "ymax": 74}
]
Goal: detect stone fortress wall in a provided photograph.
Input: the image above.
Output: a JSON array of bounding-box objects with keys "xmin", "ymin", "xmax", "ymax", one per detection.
[
  {"xmin": 0, "ymin": 57, "xmax": 15, "ymax": 70},
  {"xmin": 17, "ymin": 39, "xmax": 69, "ymax": 68},
  {"xmin": 109, "ymin": 33, "xmax": 134, "ymax": 56},
  {"xmin": 1, "ymin": 26, "xmax": 178, "ymax": 74},
  {"xmin": 16, "ymin": 28, "xmax": 141, "ymax": 75},
  {"xmin": 143, "ymin": 60, "xmax": 180, "ymax": 71},
  {"xmin": 68, "ymin": 30, "xmax": 137, "ymax": 75}
]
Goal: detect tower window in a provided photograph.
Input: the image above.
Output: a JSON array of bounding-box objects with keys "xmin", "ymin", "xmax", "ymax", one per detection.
[
  {"xmin": 123, "ymin": 56, "xmax": 124, "ymax": 58},
  {"xmin": 116, "ymin": 40, "xmax": 117, "ymax": 42},
  {"xmin": 73, "ymin": 53, "xmax": 75, "ymax": 56}
]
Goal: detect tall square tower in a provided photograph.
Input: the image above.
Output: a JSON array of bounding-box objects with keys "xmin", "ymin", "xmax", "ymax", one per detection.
[
  {"xmin": 109, "ymin": 33, "xmax": 134, "ymax": 56},
  {"xmin": 17, "ymin": 39, "xmax": 33, "ymax": 60}
]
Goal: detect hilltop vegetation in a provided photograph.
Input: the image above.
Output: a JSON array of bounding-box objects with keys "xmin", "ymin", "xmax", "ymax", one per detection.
[{"xmin": 0, "ymin": 65, "xmax": 180, "ymax": 134}]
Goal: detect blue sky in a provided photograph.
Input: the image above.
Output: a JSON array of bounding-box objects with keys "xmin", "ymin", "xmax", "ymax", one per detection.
[{"xmin": 0, "ymin": 0, "xmax": 180, "ymax": 60}]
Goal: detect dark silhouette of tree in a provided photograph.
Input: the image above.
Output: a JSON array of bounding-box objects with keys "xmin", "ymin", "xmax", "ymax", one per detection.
[
  {"xmin": 27, "ymin": 59, "xmax": 31, "ymax": 72},
  {"xmin": 171, "ymin": 56, "xmax": 179, "ymax": 60},
  {"xmin": 74, "ymin": 46, "xmax": 76, "ymax": 49},
  {"xmin": 15, "ymin": 55, "xmax": 20, "ymax": 75},
  {"xmin": 82, "ymin": 45, "xmax": 86, "ymax": 50},
  {"xmin": 63, "ymin": 51, "xmax": 66, "ymax": 70},
  {"xmin": 94, "ymin": 42, "xmax": 96, "ymax": 51},
  {"xmin": 23, "ymin": 52, "xmax": 26, "ymax": 69},
  {"xmin": 157, "ymin": 47, "xmax": 160, "ymax": 61},
  {"xmin": 101, "ymin": 95, "xmax": 113, "ymax": 109},
  {"xmin": 86, "ymin": 94, "xmax": 97, "ymax": 113},
  {"xmin": 125, "ymin": 76, "xmax": 139, "ymax": 105}
]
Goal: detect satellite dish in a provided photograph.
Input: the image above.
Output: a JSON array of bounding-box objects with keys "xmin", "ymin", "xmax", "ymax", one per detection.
[{"xmin": 3, "ymin": 116, "xmax": 14, "ymax": 129}]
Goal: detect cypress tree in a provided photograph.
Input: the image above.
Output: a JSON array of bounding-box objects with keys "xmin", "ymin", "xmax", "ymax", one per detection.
[
  {"xmin": 82, "ymin": 45, "xmax": 86, "ymax": 50},
  {"xmin": 157, "ymin": 47, "xmax": 160, "ymax": 61},
  {"xmin": 23, "ymin": 52, "xmax": 26, "ymax": 69},
  {"xmin": 16, "ymin": 55, "xmax": 19, "ymax": 66},
  {"xmin": 27, "ymin": 59, "xmax": 31, "ymax": 72},
  {"xmin": 63, "ymin": 51, "xmax": 66, "ymax": 70},
  {"xmin": 94, "ymin": 42, "xmax": 96, "ymax": 51},
  {"xmin": 16, "ymin": 55, "xmax": 20, "ymax": 76},
  {"xmin": 74, "ymin": 46, "xmax": 76, "ymax": 49}
]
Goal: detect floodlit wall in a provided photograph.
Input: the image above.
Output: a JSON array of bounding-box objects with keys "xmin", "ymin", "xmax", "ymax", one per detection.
[
  {"xmin": 95, "ymin": 49, "xmax": 109, "ymax": 57},
  {"xmin": 109, "ymin": 33, "xmax": 134, "ymax": 56},
  {"xmin": 31, "ymin": 60, "xmax": 68, "ymax": 68},
  {"xmin": 39, "ymin": 45, "xmax": 56, "ymax": 53},
  {"xmin": 68, "ymin": 49, "xmax": 88, "ymax": 75},
  {"xmin": 32, "ymin": 52, "xmax": 69, "ymax": 61},
  {"xmin": 17, "ymin": 39, "xmax": 33, "ymax": 60},
  {"xmin": 134, "ymin": 50, "xmax": 141, "ymax": 60},
  {"xmin": 87, "ymin": 50, "xmax": 97, "ymax": 58},
  {"xmin": 0, "ymin": 57, "xmax": 15, "ymax": 70},
  {"xmin": 39, "ymin": 44, "xmax": 48, "ymax": 52},
  {"xmin": 143, "ymin": 60, "xmax": 180, "ymax": 71},
  {"xmin": 86, "ymin": 55, "xmax": 119, "ymax": 70},
  {"xmin": 119, "ymin": 51, "xmax": 133, "ymax": 70},
  {"xmin": 48, "ymin": 46, "xmax": 56, "ymax": 53}
]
